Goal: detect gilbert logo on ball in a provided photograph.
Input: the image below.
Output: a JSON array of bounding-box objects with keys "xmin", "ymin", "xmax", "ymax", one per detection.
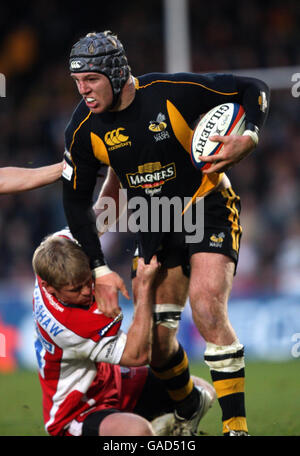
[{"xmin": 191, "ymin": 103, "xmax": 245, "ymax": 170}]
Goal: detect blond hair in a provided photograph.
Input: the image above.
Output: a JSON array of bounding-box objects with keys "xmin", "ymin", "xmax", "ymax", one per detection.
[{"xmin": 32, "ymin": 235, "xmax": 91, "ymax": 290}]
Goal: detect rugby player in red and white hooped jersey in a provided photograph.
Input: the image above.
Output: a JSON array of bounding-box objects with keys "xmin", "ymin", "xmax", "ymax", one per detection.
[{"xmin": 32, "ymin": 228, "xmax": 215, "ymax": 436}]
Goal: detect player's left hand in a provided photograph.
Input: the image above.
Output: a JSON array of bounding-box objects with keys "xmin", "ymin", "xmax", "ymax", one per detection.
[
  {"xmin": 94, "ymin": 271, "xmax": 130, "ymax": 318},
  {"xmin": 136, "ymin": 255, "xmax": 161, "ymax": 285},
  {"xmin": 200, "ymin": 134, "xmax": 256, "ymax": 174}
]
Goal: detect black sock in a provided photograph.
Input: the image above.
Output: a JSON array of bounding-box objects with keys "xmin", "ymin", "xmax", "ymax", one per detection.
[{"xmin": 151, "ymin": 344, "xmax": 199, "ymax": 419}]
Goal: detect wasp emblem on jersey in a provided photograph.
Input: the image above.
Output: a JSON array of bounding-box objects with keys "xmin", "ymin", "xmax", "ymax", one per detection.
[
  {"xmin": 149, "ymin": 113, "xmax": 170, "ymax": 143},
  {"xmin": 209, "ymin": 232, "xmax": 225, "ymax": 247},
  {"xmin": 149, "ymin": 113, "xmax": 167, "ymax": 132}
]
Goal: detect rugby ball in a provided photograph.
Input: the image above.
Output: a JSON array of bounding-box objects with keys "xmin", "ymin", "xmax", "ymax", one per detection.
[{"xmin": 191, "ymin": 103, "xmax": 245, "ymax": 170}]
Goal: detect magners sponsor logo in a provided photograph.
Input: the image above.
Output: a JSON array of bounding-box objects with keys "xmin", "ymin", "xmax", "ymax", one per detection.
[{"xmin": 126, "ymin": 162, "xmax": 176, "ymax": 196}]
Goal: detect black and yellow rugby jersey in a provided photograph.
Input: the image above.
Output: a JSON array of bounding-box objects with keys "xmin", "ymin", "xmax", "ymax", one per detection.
[{"xmin": 62, "ymin": 72, "xmax": 269, "ymax": 266}]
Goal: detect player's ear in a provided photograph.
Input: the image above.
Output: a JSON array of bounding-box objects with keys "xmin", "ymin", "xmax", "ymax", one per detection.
[{"xmin": 41, "ymin": 280, "xmax": 57, "ymax": 296}]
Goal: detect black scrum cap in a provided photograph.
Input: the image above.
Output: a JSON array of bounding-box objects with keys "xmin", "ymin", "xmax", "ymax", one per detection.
[{"xmin": 69, "ymin": 31, "xmax": 130, "ymax": 106}]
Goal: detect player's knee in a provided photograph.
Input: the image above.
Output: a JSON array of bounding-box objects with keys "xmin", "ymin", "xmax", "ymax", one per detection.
[
  {"xmin": 151, "ymin": 306, "xmax": 182, "ymax": 365},
  {"xmin": 190, "ymin": 280, "xmax": 226, "ymax": 307},
  {"xmin": 135, "ymin": 418, "xmax": 155, "ymax": 436},
  {"xmin": 153, "ymin": 304, "xmax": 183, "ymax": 330},
  {"xmin": 100, "ymin": 413, "xmax": 154, "ymax": 436},
  {"xmin": 191, "ymin": 296, "xmax": 228, "ymax": 334},
  {"xmin": 120, "ymin": 414, "xmax": 154, "ymax": 436}
]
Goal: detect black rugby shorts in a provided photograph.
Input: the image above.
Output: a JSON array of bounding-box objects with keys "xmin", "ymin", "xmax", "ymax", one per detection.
[{"xmin": 131, "ymin": 187, "xmax": 242, "ymax": 278}]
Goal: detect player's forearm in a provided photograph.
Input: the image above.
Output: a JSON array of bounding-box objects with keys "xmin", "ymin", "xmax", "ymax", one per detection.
[
  {"xmin": 30, "ymin": 162, "xmax": 63, "ymax": 188},
  {"xmin": 120, "ymin": 283, "xmax": 153, "ymax": 366},
  {"xmin": 96, "ymin": 168, "xmax": 121, "ymax": 205},
  {"xmin": 93, "ymin": 167, "xmax": 126, "ymax": 235},
  {"xmin": 235, "ymin": 76, "xmax": 270, "ymax": 134},
  {"xmin": 63, "ymin": 187, "xmax": 106, "ymax": 267},
  {"xmin": 0, "ymin": 162, "xmax": 63, "ymax": 194}
]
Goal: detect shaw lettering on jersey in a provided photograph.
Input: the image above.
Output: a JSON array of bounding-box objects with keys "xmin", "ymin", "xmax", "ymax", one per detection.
[
  {"xmin": 35, "ymin": 323, "xmax": 55, "ymax": 354},
  {"xmin": 34, "ymin": 302, "xmax": 64, "ymax": 336},
  {"xmin": 33, "ymin": 285, "xmax": 65, "ymax": 338}
]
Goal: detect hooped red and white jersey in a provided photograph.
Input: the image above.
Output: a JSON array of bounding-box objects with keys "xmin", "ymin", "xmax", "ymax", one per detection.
[{"xmin": 32, "ymin": 229, "xmax": 128, "ymax": 436}]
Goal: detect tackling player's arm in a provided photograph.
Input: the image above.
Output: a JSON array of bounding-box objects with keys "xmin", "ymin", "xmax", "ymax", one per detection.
[
  {"xmin": 119, "ymin": 256, "xmax": 160, "ymax": 366},
  {"xmin": 77, "ymin": 256, "xmax": 159, "ymax": 367},
  {"xmin": 0, "ymin": 162, "xmax": 63, "ymax": 194}
]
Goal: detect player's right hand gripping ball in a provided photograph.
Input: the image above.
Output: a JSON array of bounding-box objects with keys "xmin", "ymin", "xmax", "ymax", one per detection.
[{"xmin": 191, "ymin": 103, "xmax": 245, "ymax": 170}]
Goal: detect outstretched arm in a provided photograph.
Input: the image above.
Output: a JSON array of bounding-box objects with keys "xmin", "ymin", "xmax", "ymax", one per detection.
[{"xmin": 0, "ymin": 162, "xmax": 63, "ymax": 194}]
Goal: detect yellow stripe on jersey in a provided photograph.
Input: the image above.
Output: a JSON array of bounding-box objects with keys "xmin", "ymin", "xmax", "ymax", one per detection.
[
  {"xmin": 182, "ymin": 173, "xmax": 223, "ymax": 215},
  {"xmin": 165, "ymin": 98, "xmax": 224, "ymax": 214},
  {"xmin": 213, "ymin": 377, "xmax": 245, "ymax": 399},
  {"xmin": 90, "ymin": 132, "xmax": 111, "ymax": 166},
  {"xmin": 136, "ymin": 78, "xmax": 238, "ymax": 97},
  {"xmin": 222, "ymin": 188, "xmax": 242, "ymax": 252},
  {"xmin": 166, "ymin": 99, "xmax": 193, "ymax": 153},
  {"xmin": 69, "ymin": 111, "xmax": 92, "ymax": 190}
]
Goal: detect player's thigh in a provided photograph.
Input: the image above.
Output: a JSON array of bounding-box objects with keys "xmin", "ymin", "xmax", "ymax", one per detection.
[{"xmin": 132, "ymin": 265, "xmax": 189, "ymax": 305}]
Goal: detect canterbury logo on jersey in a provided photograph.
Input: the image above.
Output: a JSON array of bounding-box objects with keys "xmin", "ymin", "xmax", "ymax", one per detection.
[{"xmin": 104, "ymin": 128, "xmax": 132, "ymax": 150}]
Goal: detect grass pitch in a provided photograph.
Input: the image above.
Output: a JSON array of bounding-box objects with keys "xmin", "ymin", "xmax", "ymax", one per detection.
[
  {"xmin": 193, "ymin": 360, "xmax": 300, "ymax": 436},
  {"xmin": 0, "ymin": 360, "xmax": 299, "ymax": 436}
]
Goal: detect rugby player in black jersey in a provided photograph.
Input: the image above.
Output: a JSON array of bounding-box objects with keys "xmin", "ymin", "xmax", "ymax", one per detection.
[{"xmin": 62, "ymin": 31, "xmax": 270, "ymax": 436}]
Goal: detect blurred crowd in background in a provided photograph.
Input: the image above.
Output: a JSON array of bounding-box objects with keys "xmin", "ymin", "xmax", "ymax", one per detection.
[{"xmin": 0, "ymin": 0, "xmax": 300, "ymax": 298}]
